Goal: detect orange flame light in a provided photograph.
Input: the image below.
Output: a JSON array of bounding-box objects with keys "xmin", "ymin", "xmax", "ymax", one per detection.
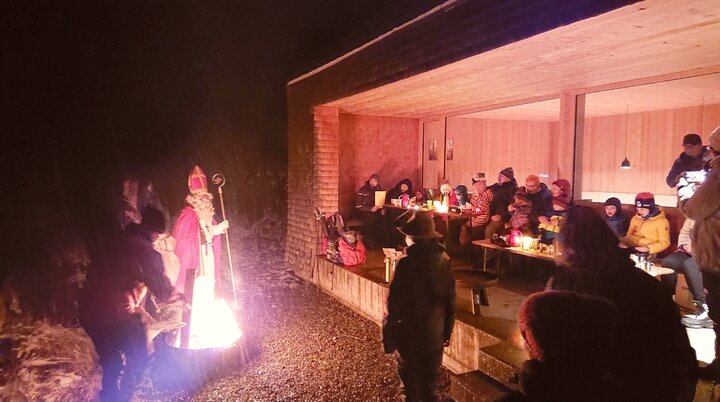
[{"xmin": 187, "ymin": 277, "xmax": 242, "ymax": 349}]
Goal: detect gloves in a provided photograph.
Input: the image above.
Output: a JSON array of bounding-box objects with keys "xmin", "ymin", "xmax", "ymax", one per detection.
[{"xmin": 212, "ymin": 220, "xmax": 229, "ymax": 235}]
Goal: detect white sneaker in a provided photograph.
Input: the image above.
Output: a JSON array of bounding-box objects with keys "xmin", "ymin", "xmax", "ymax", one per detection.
[{"xmin": 683, "ymin": 302, "xmax": 709, "ymax": 320}]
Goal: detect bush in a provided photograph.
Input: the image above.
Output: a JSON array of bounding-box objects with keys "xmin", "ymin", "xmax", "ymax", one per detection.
[{"xmin": 0, "ymin": 321, "xmax": 101, "ymax": 402}]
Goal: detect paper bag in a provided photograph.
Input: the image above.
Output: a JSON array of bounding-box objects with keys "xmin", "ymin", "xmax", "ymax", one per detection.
[{"xmin": 374, "ymin": 191, "xmax": 387, "ymax": 208}]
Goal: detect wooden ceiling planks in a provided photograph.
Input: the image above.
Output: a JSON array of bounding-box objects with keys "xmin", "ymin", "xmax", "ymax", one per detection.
[{"xmin": 325, "ymin": 0, "xmax": 720, "ymax": 120}]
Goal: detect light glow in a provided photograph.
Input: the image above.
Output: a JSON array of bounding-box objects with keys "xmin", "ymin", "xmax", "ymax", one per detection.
[{"xmin": 188, "ymin": 277, "xmax": 242, "ymax": 349}]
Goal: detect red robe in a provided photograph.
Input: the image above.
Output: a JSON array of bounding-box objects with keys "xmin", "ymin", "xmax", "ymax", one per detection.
[{"xmin": 172, "ymin": 207, "xmax": 222, "ymax": 293}]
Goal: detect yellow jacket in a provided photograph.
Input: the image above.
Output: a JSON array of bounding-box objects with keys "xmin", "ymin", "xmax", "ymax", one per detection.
[{"xmin": 623, "ymin": 208, "xmax": 671, "ymax": 255}]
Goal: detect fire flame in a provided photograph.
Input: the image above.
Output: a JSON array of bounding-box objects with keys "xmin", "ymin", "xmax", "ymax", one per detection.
[{"xmin": 187, "ymin": 276, "xmax": 242, "ymax": 349}]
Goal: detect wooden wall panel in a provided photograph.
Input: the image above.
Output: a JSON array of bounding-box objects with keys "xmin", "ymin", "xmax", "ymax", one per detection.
[
  {"xmin": 582, "ymin": 103, "xmax": 720, "ymax": 197},
  {"xmin": 338, "ymin": 114, "xmax": 420, "ymax": 217},
  {"xmin": 422, "ymin": 120, "xmax": 445, "ymax": 188},
  {"xmin": 443, "ymin": 117, "xmax": 558, "ymax": 188}
]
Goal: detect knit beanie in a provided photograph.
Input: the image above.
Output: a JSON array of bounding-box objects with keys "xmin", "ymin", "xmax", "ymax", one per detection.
[
  {"xmin": 552, "ymin": 179, "xmax": 572, "ymax": 198},
  {"xmin": 604, "ymin": 197, "xmax": 622, "ymax": 211},
  {"xmin": 634, "ymin": 192, "xmax": 655, "ymax": 208},
  {"xmin": 709, "ymin": 126, "xmax": 720, "ymax": 151},
  {"xmin": 500, "ymin": 167, "xmax": 515, "ymax": 181}
]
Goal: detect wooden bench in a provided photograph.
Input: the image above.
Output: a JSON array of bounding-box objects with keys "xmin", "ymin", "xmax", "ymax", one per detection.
[{"xmin": 575, "ymin": 200, "xmax": 685, "ymax": 257}]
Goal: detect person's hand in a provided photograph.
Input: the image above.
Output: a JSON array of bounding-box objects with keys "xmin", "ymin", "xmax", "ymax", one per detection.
[
  {"xmin": 214, "ymin": 220, "xmax": 229, "ymax": 235},
  {"xmin": 635, "ymin": 246, "xmax": 649, "ymax": 253},
  {"xmin": 677, "ymin": 183, "xmax": 697, "ymax": 202},
  {"xmin": 683, "ymin": 244, "xmax": 692, "ymax": 254},
  {"xmin": 618, "ymin": 242, "xmax": 629, "ymax": 249},
  {"xmin": 491, "ymin": 214, "xmax": 501, "ymax": 222},
  {"xmin": 370, "ymin": 206, "xmax": 378, "ymax": 212},
  {"xmin": 538, "ymin": 216, "xmax": 550, "ymax": 225},
  {"xmin": 508, "ymin": 204, "xmax": 516, "ymax": 212},
  {"xmin": 443, "ymin": 339, "xmax": 450, "ymax": 348}
]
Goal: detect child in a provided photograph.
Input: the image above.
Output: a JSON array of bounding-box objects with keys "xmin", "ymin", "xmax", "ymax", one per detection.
[
  {"xmin": 538, "ymin": 195, "xmax": 570, "ymax": 244},
  {"xmin": 603, "ymin": 197, "xmax": 629, "ymax": 238},
  {"xmin": 507, "ymin": 189, "xmax": 533, "ymax": 234}
]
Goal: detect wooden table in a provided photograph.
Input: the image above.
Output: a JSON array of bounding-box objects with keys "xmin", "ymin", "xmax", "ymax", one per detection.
[
  {"xmin": 472, "ymin": 239, "xmax": 556, "ymax": 280},
  {"xmin": 384, "ymin": 204, "xmax": 476, "ymax": 247}
]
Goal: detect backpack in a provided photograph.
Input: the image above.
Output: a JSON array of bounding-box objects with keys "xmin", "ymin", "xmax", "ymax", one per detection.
[{"xmin": 315, "ymin": 208, "xmax": 366, "ymax": 266}]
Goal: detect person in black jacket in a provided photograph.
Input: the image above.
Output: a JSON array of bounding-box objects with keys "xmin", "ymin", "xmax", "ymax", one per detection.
[
  {"xmin": 666, "ymin": 133, "xmax": 712, "ymax": 188},
  {"xmin": 485, "ymin": 167, "xmax": 518, "ymax": 239},
  {"xmin": 383, "ymin": 211, "xmax": 455, "ymax": 402},
  {"xmin": 388, "ymin": 178, "xmax": 413, "ymax": 201},
  {"xmin": 356, "ymin": 173, "xmax": 385, "ymax": 249},
  {"xmin": 603, "ymin": 197, "xmax": 630, "ymax": 238},
  {"xmin": 546, "ymin": 206, "xmax": 697, "ymax": 402}
]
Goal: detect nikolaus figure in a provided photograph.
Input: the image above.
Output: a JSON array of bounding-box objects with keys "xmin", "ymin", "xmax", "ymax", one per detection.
[{"xmin": 172, "ymin": 166, "xmax": 229, "ymax": 295}]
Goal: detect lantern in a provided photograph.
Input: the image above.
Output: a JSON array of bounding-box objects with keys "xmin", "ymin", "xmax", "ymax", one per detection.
[{"xmin": 508, "ymin": 229, "xmax": 523, "ymax": 247}]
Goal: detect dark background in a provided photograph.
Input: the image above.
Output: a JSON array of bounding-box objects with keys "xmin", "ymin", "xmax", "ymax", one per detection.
[{"xmin": 1, "ymin": 0, "xmax": 444, "ymax": 312}]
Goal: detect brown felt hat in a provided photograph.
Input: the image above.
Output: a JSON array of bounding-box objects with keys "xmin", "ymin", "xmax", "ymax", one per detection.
[{"xmin": 396, "ymin": 211, "xmax": 443, "ymax": 239}]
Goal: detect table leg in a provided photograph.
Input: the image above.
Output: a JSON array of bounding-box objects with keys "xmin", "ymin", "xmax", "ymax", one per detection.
[
  {"xmin": 496, "ymin": 250, "xmax": 501, "ymax": 281},
  {"xmin": 470, "ymin": 288, "xmax": 476, "ymax": 315},
  {"xmin": 483, "ymin": 246, "xmax": 488, "ymax": 271}
]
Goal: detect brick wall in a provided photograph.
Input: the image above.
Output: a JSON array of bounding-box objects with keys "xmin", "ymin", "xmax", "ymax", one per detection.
[
  {"xmin": 285, "ymin": 0, "xmax": 637, "ymax": 276},
  {"xmin": 339, "ymin": 114, "xmax": 420, "ymax": 218}
]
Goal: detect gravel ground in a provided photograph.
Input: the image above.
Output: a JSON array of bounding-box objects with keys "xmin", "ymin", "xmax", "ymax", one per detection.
[{"xmin": 134, "ymin": 242, "xmax": 452, "ymax": 402}]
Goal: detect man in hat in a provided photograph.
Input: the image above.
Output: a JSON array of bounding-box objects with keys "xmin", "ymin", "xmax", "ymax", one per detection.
[
  {"xmin": 172, "ymin": 166, "xmax": 229, "ymax": 295},
  {"xmin": 485, "ymin": 167, "xmax": 518, "ymax": 239},
  {"xmin": 523, "ymin": 174, "xmax": 553, "ymax": 232},
  {"xmin": 679, "ymin": 126, "xmax": 720, "ymax": 379},
  {"xmin": 383, "ymin": 211, "xmax": 455, "ymax": 402},
  {"xmin": 620, "ymin": 192, "xmax": 670, "ymax": 256},
  {"xmin": 666, "ymin": 133, "xmax": 712, "ymax": 188}
]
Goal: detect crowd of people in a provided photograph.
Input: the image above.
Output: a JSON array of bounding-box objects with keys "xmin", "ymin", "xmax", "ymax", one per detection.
[
  {"xmin": 380, "ymin": 127, "xmax": 720, "ymax": 401},
  {"xmin": 79, "ymin": 166, "xmax": 230, "ymax": 401}
]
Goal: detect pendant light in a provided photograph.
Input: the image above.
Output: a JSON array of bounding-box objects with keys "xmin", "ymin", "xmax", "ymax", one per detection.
[{"xmin": 620, "ymin": 105, "xmax": 631, "ymax": 169}]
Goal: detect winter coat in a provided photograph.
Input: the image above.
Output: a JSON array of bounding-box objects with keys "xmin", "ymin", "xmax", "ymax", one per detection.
[
  {"xmin": 489, "ymin": 180, "xmax": 519, "ymax": 221},
  {"xmin": 605, "ymin": 213, "xmax": 630, "ymax": 238},
  {"xmin": 383, "ymin": 242, "xmax": 455, "ymax": 355},
  {"xmin": 497, "ymin": 359, "xmax": 624, "ymax": 402},
  {"xmin": 681, "ymin": 155, "xmax": 720, "ymax": 272},
  {"xmin": 527, "ymin": 183, "xmax": 553, "ymax": 228},
  {"xmin": 666, "ymin": 148, "xmax": 713, "ymax": 187},
  {"xmin": 546, "ymin": 263, "xmax": 697, "ymax": 402},
  {"xmin": 388, "ymin": 178, "xmax": 413, "ymax": 200},
  {"xmin": 509, "ymin": 199, "xmax": 533, "ymax": 231},
  {"xmin": 356, "ymin": 181, "xmax": 384, "ymax": 211},
  {"xmin": 623, "ymin": 208, "xmax": 671, "ymax": 255}
]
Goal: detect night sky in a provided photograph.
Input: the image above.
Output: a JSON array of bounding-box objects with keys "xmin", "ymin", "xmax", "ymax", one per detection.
[{"xmin": 1, "ymin": 1, "xmax": 443, "ymax": 281}]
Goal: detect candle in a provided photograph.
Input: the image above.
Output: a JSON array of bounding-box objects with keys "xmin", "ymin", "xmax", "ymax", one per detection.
[{"xmin": 521, "ymin": 236, "xmax": 533, "ymax": 250}]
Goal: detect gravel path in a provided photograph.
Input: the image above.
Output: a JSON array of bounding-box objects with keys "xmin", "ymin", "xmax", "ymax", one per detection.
[{"xmin": 135, "ymin": 243, "xmax": 451, "ymax": 402}]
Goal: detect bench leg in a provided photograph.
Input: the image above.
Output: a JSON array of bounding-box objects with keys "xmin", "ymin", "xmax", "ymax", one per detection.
[{"xmin": 471, "ymin": 288, "xmax": 490, "ymax": 316}]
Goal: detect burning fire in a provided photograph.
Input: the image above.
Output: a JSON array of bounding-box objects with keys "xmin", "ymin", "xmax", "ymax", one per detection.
[{"xmin": 187, "ymin": 277, "xmax": 242, "ymax": 349}]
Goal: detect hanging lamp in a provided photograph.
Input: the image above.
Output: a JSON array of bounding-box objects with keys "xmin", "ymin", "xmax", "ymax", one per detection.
[{"xmin": 621, "ymin": 105, "xmax": 631, "ymax": 169}]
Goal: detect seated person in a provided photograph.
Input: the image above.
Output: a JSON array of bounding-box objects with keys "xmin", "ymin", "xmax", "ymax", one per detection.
[
  {"xmin": 661, "ymin": 218, "xmax": 711, "ymax": 328},
  {"xmin": 539, "ymin": 179, "xmax": 573, "ymax": 228},
  {"xmin": 461, "ymin": 174, "xmax": 493, "ymax": 245},
  {"xmin": 388, "ymin": 178, "xmax": 413, "ymax": 201},
  {"xmin": 538, "ymin": 195, "xmax": 570, "ymax": 244},
  {"xmin": 454, "ymin": 185, "xmax": 469, "ymax": 209},
  {"xmin": 412, "ymin": 189, "xmax": 426, "ymax": 205},
  {"xmin": 603, "ymin": 197, "xmax": 629, "ymax": 238},
  {"xmin": 439, "ymin": 179, "xmax": 459, "ymax": 206},
  {"xmin": 356, "ymin": 173, "xmax": 386, "ymax": 250},
  {"xmin": 485, "ymin": 167, "xmax": 518, "ymax": 239},
  {"xmin": 506, "ymin": 188, "xmax": 533, "ymax": 234},
  {"xmin": 620, "ymin": 192, "xmax": 671, "ymax": 256},
  {"xmin": 499, "ymin": 291, "xmax": 622, "ymax": 402},
  {"xmin": 523, "ymin": 174, "xmax": 553, "ymax": 232}
]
